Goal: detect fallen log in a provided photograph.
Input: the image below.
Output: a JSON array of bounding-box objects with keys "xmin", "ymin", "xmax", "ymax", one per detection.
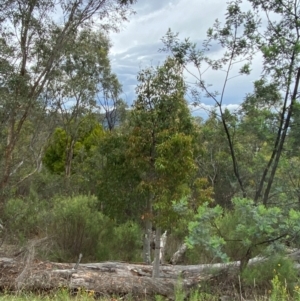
[
  {"xmin": 1, "ymin": 249, "xmax": 300, "ymax": 299},
  {"xmin": 0, "ymin": 257, "xmax": 209, "ymax": 299}
]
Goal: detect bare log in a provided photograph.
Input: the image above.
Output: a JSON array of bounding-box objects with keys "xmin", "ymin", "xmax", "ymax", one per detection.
[
  {"xmin": 0, "ymin": 249, "xmax": 299, "ymax": 299},
  {"xmin": 0, "ymin": 258, "xmax": 204, "ymax": 299}
]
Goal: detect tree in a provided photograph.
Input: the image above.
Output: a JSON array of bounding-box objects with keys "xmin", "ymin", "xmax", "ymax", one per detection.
[
  {"xmin": 96, "ymin": 74, "xmax": 125, "ymax": 131},
  {"xmin": 46, "ymin": 28, "xmax": 120, "ymax": 177},
  {"xmin": 0, "ymin": 0, "xmax": 135, "ymax": 205},
  {"xmin": 96, "ymin": 129, "xmax": 144, "ymax": 223},
  {"xmin": 43, "ymin": 114, "xmax": 104, "ymax": 176},
  {"xmin": 186, "ymin": 197, "xmax": 300, "ymax": 272},
  {"xmin": 161, "ymin": 0, "xmax": 300, "ymax": 206},
  {"xmin": 128, "ymin": 58, "xmax": 197, "ymax": 277}
]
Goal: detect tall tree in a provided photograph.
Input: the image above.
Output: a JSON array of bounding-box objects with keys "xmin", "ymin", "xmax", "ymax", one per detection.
[
  {"xmin": 128, "ymin": 58, "xmax": 196, "ymax": 276},
  {"xmin": 0, "ymin": 0, "xmax": 135, "ymax": 203},
  {"xmin": 46, "ymin": 28, "xmax": 120, "ymax": 177},
  {"xmin": 162, "ymin": 0, "xmax": 300, "ymax": 205}
]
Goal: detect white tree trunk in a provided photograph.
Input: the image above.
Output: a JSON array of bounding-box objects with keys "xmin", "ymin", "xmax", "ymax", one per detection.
[
  {"xmin": 170, "ymin": 243, "xmax": 187, "ymax": 265},
  {"xmin": 160, "ymin": 231, "xmax": 167, "ymax": 264},
  {"xmin": 152, "ymin": 227, "xmax": 161, "ymax": 278},
  {"xmin": 143, "ymin": 220, "xmax": 152, "ymax": 264}
]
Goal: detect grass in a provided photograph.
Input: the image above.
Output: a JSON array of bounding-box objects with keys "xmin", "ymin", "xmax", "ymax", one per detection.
[
  {"xmin": 0, "ymin": 289, "xmax": 97, "ymax": 301},
  {"xmin": 1, "ymin": 276, "xmax": 300, "ymax": 301}
]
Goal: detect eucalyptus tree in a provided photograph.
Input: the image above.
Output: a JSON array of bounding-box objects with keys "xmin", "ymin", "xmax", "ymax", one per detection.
[
  {"xmin": 0, "ymin": 0, "xmax": 135, "ymax": 202},
  {"xmin": 46, "ymin": 28, "xmax": 120, "ymax": 177},
  {"xmin": 129, "ymin": 58, "xmax": 197, "ymax": 276},
  {"xmin": 158, "ymin": 0, "xmax": 300, "ymax": 271},
  {"xmin": 161, "ymin": 0, "xmax": 300, "ymax": 206},
  {"xmin": 96, "ymin": 74, "xmax": 124, "ymax": 131}
]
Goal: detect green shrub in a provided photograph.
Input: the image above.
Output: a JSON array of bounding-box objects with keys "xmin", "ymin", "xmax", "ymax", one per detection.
[
  {"xmin": 3, "ymin": 196, "xmax": 50, "ymax": 242},
  {"xmin": 49, "ymin": 195, "xmax": 115, "ymax": 262},
  {"xmin": 270, "ymin": 274, "xmax": 289, "ymax": 301},
  {"xmin": 242, "ymin": 255, "xmax": 297, "ymax": 293},
  {"xmin": 49, "ymin": 195, "xmax": 143, "ymax": 262},
  {"xmin": 109, "ymin": 221, "xmax": 142, "ymax": 262},
  {"xmin": 3, "ymin": 193, "xmax": 143, "ymax": 263}
]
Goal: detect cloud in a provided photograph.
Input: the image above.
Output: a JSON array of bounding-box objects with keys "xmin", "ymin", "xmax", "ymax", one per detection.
[
  {"xmin": 109, "ymin": 0, "xmax": 263, "ymax": 108},
  {"xmin": 189, "ymin": 102, "xmax": 242, "ymax": 120}
]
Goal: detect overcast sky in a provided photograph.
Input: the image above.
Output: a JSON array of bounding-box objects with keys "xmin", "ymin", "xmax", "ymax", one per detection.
[{"xmin": 109, "ymin": 0, "xmax": 262, "ymax": 118}]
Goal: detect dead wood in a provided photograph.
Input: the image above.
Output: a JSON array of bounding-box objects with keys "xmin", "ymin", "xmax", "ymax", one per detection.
[{"xmin": 0, "ymin": 248, "xmax": 299, "ymax": 299}]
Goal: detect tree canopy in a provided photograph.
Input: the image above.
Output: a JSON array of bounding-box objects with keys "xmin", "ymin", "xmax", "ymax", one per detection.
[{"xmin": 2, "ymin": 0, "xmax": 300, "ymax": 283}]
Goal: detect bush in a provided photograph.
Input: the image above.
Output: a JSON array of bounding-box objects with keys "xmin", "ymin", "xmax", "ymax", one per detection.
[
  {"xmin": 109, "ymin": 221, "xmax": 142, "ymax": 262},
  {"xmin": 3, "ymin": 194, "xmax": 143, "ymax": 263},
  {"xmin": 49, "ymin": 195, "xmax": 115, "ymax": 262},
  {"xmin": 241, "ymin": 255, "xmax": 298, "ymax": 293},
  {"xmin": 3, "ymin": 196, "xmax": 50, "ymax": 242},
  {"xmin": 49, "ymin": 195, "xmax": 143, "ymax": 262}
]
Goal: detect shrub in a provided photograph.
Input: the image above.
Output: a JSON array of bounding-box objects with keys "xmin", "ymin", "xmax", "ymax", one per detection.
[
  {"xmin": 3, "ymin": 196, "xmax": 50, "ymax": 242},
  {"xmin": 49, "ymin": 195, "xmax": 143, "ymax": 262},
  {"xmin": 109, "ymin": 221, "xmax": 142, "ymax": 262},
  {"xmin": 242, "ymin": 255, "xmax": 298, "ymax": 293},
  {"xmin": 49, "ymin": 195, "xmax": 115, "ymax": 262}
]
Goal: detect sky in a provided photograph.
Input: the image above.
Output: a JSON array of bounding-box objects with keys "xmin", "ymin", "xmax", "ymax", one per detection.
[{"xmin": 109, "ymin": 0, "xmax": 263, "ymax": 118}]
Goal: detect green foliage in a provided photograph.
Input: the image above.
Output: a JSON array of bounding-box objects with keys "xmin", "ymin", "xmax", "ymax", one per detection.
[
  {"xmin": 270, "ymin": 274, "xmax": 289, "ymax": 301},
  {"xmin": 0, "ymin": 0, "xmax": 134, "ymax": 200},
  {"xmin": 43, "ymin": 117, "xmax": 105, "ymax": 175},
  {"xmin": 49, "ymin": 195, "xmax": 114, "ymax": 261},
  {"xmin": 43, "ymin": 128, "xmax": 68, "ymax": 174},
  {"xmin": 49, "ymin": 195, "xmax": 143, "ymax": 262},
  {"xmin": 98, "ymin": 221, "xmax": 142, "ymax": 262},
  {"xmin": 3, "ymin": 196, "xmax": 50, "ymax": 242},
  {"xmin": 96, "ymin": 130, "xmax": 144, "ymax": 222},
  {"xmin": 174, "ymin": 281, "xmax": 185, "ymax": 301},
  {"xmin": 129, "ymin": 57, "xmax": 198, "ymax": 228},
  {"xmin": 187, "ymin": 197, "xmax": 300, "ymax": 269},
  {"xmin": 186, "ymin": 202, "xmax": 228, "ymax": 262},
  {"xmin": 242, "ymin": 256, "xmax": 298, "ymax": 293},
  {"xmin": 161, "ymin": 0, "xmax": 300, "ymax": 206}
]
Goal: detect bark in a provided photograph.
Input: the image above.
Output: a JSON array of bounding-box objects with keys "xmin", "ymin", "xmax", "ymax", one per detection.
[
  {"xmin": 0, "ymin": 257, "xmax": 202, "ymax": 299},
  {"xmin": 1, "ymin": 249, "xmax": 300, "ymax": 299},
  {"xmin": 142, "ymin": 221, "xmax": 152, "ymax": 264},
  {"xmin": 152, "ymin": 227, "xmax": 161, "ymax": 278},
  {"xmin": 142, "ymin": 198, "xmax": 153, "ymax": 264},
  {"xmin": 262, "ymin": 67, "xmax": 300, "ymax": 204},
  {"xmin": 65, "ymin": 139, "xmax": 75, "ymax": 177},
  {"xmin": 160, "ymin": 231, "xmax": 167, "ymax": 265},
  {"xmin": 170, "ymin": 243, "xmax": 187, "ymax": 265}
]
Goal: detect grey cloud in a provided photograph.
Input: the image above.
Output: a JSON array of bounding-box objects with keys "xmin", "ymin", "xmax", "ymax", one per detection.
[
  {"xmin": 109, "ymin": 0, "xmax": 262, "ymax": 109},
  {"xmin": 133, "ymin": 0, "xmax": 180, "ymax": 15}
]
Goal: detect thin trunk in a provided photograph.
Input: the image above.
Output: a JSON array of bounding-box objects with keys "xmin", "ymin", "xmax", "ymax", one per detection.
[
  {"xmin": 143, "ymin": 197, "xmax": 152, "ymax": 264},
  {"xmin": 220, "ymin": 113, "xmax": 246, "ymax": 198},
  {"xmin": 152, "ymin": 227, "xmax": 161, "ymax": 278},
  {"xmin": 262, "ymin": 67, "xmax": 300, "ymax": 205},
  {"xmin": 65, "ymin": 139, "xmax": 75, "ymax": 177},
  {"xmin": 143, "ymin": 220, "xmax": 152, "ymax": 264},
  {"xmin": 160, "ymin": 231, "xmax": 167, "ymax": 265},
  {"xmin": 1, "ymin": 115, "xmax": 16, "ymax": 190},
  {"xmin": 254, "ymin": 51, "xmax": 298, "ymax": 204},
  {"xmin": 215, "ymin": 28, "xmax": 246, "ymax": 198}
]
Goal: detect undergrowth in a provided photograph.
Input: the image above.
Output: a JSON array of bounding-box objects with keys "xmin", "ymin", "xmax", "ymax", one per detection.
[{"xmin": 1, "ymin": 273, "xmax": 300, "ymax": 301}]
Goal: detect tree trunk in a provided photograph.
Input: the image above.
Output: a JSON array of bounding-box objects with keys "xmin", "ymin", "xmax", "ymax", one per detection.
[
  {"xmin": 65, "ymin": 139, "xmax": 75, "ymax": 177},
  {"xmin": 160, "ymin": 231, "xmax": 167, "ymax": 265},
  {"xmin": 142, "ymin": 197, "xmax": 153, "ymax": 264},
  {"xmin": 170, "ymin": 243, "xmax": 187, "ymax": 265},
  {"xmin": 152, "ymin": 227, "xmax": 161, "ymax": 278},
  {"xmin": 143, "ymin": 220, "xmax": 152, "ymax": 264}
]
